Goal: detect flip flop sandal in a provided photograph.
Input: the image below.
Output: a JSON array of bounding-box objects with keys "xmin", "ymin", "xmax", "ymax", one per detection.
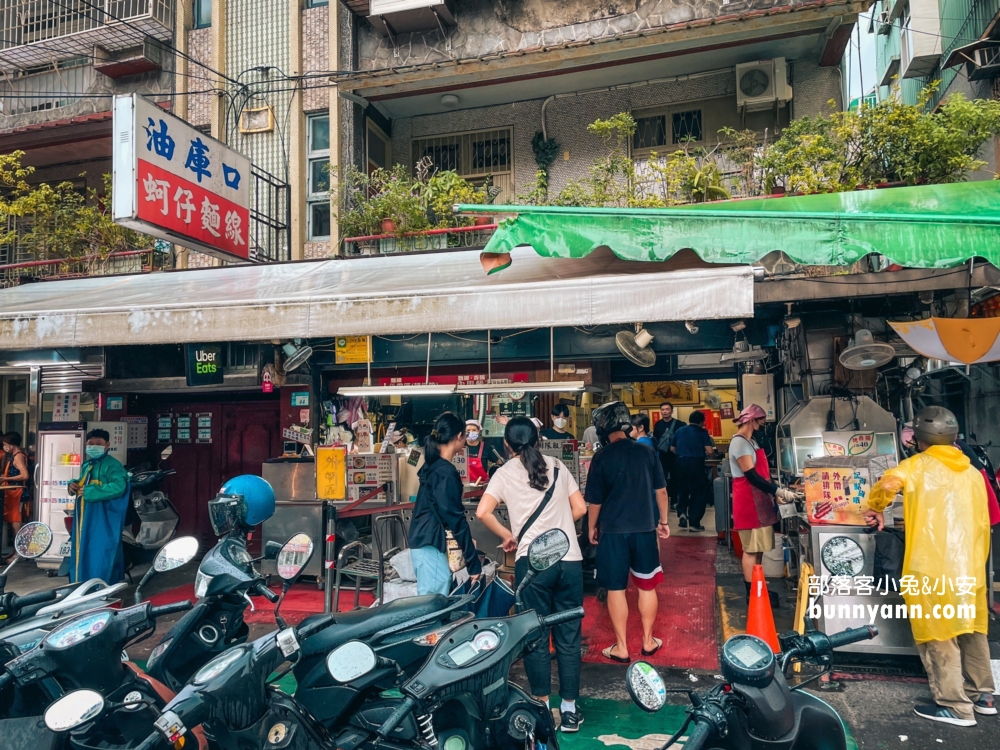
[
  {"xmin": 641, "ymin": 637, "xmax": 663, "ymax": 657},
  {"xmin": 602, "ymin": 645, "xmax": 630, "ymax": 664}
]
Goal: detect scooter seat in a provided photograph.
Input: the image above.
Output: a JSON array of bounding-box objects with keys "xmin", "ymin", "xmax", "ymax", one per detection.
[{"xmin": 300, "ymin": 594, "xmax": 449, "ymax": 657}]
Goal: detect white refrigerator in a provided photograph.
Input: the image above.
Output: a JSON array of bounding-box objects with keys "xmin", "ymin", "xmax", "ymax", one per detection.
[{"xmin": 36, "ymin": 427, "xmax": 85, "ymax": 570}]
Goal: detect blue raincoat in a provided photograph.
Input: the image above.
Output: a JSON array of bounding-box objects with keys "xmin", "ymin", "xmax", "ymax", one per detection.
[{"xmin": 68, "ymin": 453, "xmax": 130, "ymax": 584}]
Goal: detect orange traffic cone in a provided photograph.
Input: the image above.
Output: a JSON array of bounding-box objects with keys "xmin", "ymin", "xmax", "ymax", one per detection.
[{"xmin": 746, "ymin": 564, "xmax": 780, "ymax": 653}]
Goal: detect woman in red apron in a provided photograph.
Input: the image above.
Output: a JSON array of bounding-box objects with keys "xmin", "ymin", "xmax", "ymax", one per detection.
[
  {"xmin": 729, "ymin": 405, "xmax": 797, "ymax": 606},
  {"xmin": 465, "ymin": 420, "xmax": 490, "ymax": 485}
]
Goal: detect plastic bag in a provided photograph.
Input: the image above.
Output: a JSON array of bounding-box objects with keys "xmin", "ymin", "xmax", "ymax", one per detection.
[{"xmin": 387, "ymin": 549, "xmax": 416, "ymax": 582}]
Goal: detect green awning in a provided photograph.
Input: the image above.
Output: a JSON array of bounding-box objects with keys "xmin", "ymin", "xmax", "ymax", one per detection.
[{"xmin": 459, "ymin": 181, "xmax": 1000, "ymax": 269}]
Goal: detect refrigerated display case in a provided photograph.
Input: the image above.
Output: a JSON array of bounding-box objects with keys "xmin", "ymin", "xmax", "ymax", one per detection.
[{"xmin": 36, "ymin": 425, "xmax": 85, "ymax": 570}]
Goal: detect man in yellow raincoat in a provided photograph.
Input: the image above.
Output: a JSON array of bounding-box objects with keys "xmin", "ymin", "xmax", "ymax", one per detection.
[{"xmin": 866, "ymin": 406, "xmax": 994, "ymax": 727}]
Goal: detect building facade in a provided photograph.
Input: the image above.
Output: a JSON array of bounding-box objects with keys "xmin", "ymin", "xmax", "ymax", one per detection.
[{"xmin": 873, "ymin": 0, "xmax": 1000, "ymax": 174}]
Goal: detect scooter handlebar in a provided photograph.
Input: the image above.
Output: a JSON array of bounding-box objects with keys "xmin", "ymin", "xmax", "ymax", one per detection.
[
  {"xmin": 149, "ymin": 600, "xmax": 194, "ymax": 618},
  {"xmin": 681, "ymin": 720, "xmax": 714, "ymax": 750},
  {"xmin": 376, "ymin": 696, "xmax": 418, "ymax": 738},
  {"xmin": 254, "ymin": 581, "xmax": 280, "ymax": 603},
  {"xmin": 825, "ymin": 625, "xmax": 878, "ymax": 651},
  {"xmin": 540, "ymin": 607, "xmax": 585, "ymax": 628},
  {"xmin": 10, "ymin": 587, "xmax": 60, "ymax": 610}
]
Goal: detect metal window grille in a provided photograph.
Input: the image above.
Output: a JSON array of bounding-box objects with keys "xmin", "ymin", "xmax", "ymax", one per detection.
[
  {"xmin": 411, "ymin": 128, "xmax": 512, "ymax": 177},
  {"xmin": 411, "ymin": 127, "xmax": 512, "ymax": 201},
  {"xmin": 633, "ymin": 115, "xmax": 667, "ymax": 150},
  {"xmin": 0, "ymin": 0, "xmax": 172, "ymax": 53},
  {"xmin": 40, "ymin": 362, "xmax": 104, "ymax": 392},
  {"xmin": 0, "ymin": 61, "xmax": 94, "ymax": 115},
  {"xmin": 225, "ymin": 343, "xmax": 259, "ymax": 371},
  {"xmin": 671, "ymin": 110, "xmax": 703, "ymax": 144},
  {"xmin": 249, "ymin": 164, "xmax": 290, "ymax": 262}
]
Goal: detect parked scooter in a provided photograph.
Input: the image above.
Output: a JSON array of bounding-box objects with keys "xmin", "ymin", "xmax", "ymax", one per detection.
[
  {"xmin": 1, "ymin": 522, "xmax": 128, "ymax": 651},
  {"xmin": 623, "ymin": 624, "xmax": 878, "ymax": 750},
  {"xmin": 0, "ymin": 536, "xmax": 200, "ymax": 750},
  {"xmin": 122, "ymin": 447, "xmax": 180, "ymax": 580},
  {"xmin": 116, "ymin": 529, "xmax": 581, "ymax": 750},
  {"xmin": 46, "ymin": 532, "xmax": 332, "ymax": 750},
  {"xmin": 143, "ymin": 474, "xmax": 284, "ymax": 693}
]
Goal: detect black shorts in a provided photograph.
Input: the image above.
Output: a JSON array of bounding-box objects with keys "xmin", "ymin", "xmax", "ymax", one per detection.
[{"xmin": 595, "ymin": 531, "xmax": 663, "ymax": 591}]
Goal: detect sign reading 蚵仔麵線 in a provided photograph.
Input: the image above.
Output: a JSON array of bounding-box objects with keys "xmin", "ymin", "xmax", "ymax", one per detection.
[{"xmin": 112, "ymin": 94, "xmax": 251, "ymax": 262}]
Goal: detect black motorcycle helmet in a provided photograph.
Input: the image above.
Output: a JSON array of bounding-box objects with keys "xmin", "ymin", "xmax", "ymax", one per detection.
[{"xmin": 592, "ymin": 401, "xmax": 633, "ymax": 443}]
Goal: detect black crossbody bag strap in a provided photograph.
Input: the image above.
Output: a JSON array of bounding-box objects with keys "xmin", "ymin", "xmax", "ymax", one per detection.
[{"xmin": 514, "ymin": 466, "xmax": 560, "ymax": 544}]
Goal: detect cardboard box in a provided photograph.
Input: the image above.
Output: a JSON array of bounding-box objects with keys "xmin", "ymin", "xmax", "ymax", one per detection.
[{"xmin": 802, "ymin": 455, "xmax": 895, "ymax": 526}]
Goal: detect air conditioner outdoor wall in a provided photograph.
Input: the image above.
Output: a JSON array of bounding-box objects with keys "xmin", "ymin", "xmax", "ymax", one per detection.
[{"xmin": 735, "ymin": 57, "xmax": 792, "ymax": 111}]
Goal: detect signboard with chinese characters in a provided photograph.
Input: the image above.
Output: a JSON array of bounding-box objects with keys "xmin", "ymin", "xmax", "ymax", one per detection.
[
  {"xmin": 112, "ymin": 94, "xmax": 252, "ymax": 261},
  {"xmin": 52, "ymin": 394, "xmax": 80, "ymax": 422},
  {"xmin": 802, "ymin": 455, "xmax": 894, "ymax": 526},
  {"xmin": 538, "ymin": 439, "xmax": 580, "ymax": 485},
  {"xmin": 634, "ymin": 381, "xmax": 699, "ymax": 406},
  {"xmin": 336, "ymin": 336, "xmax": 371, "ymax": 364}
]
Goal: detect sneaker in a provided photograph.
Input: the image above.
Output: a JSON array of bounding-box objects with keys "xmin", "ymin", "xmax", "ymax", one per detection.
[
  {"xmin": 690, "ymin": 525, "xmax": 706, "ymax": 532},
  {"xmin": 913, "ymin": 704, "xmax": 977, "ymax": 727},
  {"xmin": 973, "ymin": 694, "xmax": 997, "ymax": 715},
  {"xmin": 560, "ymin": 711, "xmax": 584, "ymax": 733},
  {"xmin": 678, "ymin": 515, "xmax": 688, "ymax": 528}
]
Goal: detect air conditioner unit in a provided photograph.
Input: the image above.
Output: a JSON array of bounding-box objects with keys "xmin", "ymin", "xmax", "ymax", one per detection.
[
  {"xmin": 735, "ymin": 58, "xmax": 792, "ymax": 112},
  {"xmin": 876, "ymin": 10, "xmax": 891, "ymax": 35}
]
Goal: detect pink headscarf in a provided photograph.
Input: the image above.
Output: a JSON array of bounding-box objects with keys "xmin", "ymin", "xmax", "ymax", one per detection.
[{"xmin": 734, "ymin": 404, "xmax": 767, "ymax": 425}]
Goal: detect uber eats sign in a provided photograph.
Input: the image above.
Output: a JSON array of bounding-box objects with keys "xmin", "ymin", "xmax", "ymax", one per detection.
[{"xmin": 186, "ymin": 344, "xmax": 224, "ymax": 386}]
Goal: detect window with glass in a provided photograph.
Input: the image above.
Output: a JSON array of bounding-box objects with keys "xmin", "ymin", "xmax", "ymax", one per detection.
[
  {"xmin": 306, "ymin": 0, "xmax": 328, "ymax": 6},
  {"xmin": 307, "ymin": 114, "xmax": 331, "ymax": 241},
  {"xmin": 410, "ymin": 127, "xmax": 514, "ymax": 201},
  {"xmin": 194, "ymin": 0, "xmax": 212, "ymax": 28},
  {"xmin": 671, "ymin": 110, "xmax": 703, "ymax": 144}
]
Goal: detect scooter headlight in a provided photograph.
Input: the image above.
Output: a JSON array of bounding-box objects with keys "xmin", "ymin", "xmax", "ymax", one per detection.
[
  {"xmin": 192, "ymin": 646, "xmax": 248, "ymax": 685},
  {"xmin": 194, "ymin": 570, "xmax": 213, "ymax": 599}
]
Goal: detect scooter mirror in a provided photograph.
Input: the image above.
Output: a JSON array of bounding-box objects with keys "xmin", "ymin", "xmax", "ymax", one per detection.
[
  {"xmin": 527, "ymin": 528, "xmax": 570, "ymax": 572},
  {"xmin": 14, "ymin": 522, "xmax": 53, "ymax": 560},
  {"xmin": 160, "ymin": 446, "xmax": 173, "ymax": 460},
  {"xmin": 625, "ymin": 662, "xmax": 667, "ymax": 713},
  {"xmin": 44, "ymin": 689, "xmax": 105, "ymax": 732},
  {"xmin": 276, "ymin": 533, "xmax": 314, "ymax": 583},
  {"xmin": 153, "ymin": 536, "xmax": 200, "ymax": 572},
  {"xmin": 326, "ymin": 641, "xmax": 377, "ymax": 682}
]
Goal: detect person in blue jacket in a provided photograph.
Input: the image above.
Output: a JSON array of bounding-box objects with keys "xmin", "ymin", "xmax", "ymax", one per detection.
[
  {"xmin": 408, "ymin": 412, "xmax": 482, "ymax": 595},
  {"xmin": 67, "ymin": 429, "xmax": 130, "ymax": 583}
]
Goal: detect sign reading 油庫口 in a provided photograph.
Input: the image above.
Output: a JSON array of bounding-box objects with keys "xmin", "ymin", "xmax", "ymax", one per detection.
[
  {"xmin": 112, "ymin": 94, "xmax": 251, "ymax": 261},
  {"xmin": 186, "ymin": 344, "xmax": 224, "ymax": 387}
]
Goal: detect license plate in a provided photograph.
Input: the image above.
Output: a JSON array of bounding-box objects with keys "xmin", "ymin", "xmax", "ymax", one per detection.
[{"xmin": 58, "ymin": 540, "xmax": 71, "ymax": 556}]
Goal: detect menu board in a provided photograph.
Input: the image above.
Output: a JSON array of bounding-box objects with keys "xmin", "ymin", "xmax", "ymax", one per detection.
[
  {"xmin": 346, "ymin": 452, "xmax": 399, "ymax": 504},
  {"xmin": 803, "ymin": 455, "xmax": 894, "ymax": 526},
  {"xmin": 538, "ymin": 439, "xmax": 580, "ymax": 485},
  {"xmin": 122, "ymin": 416, "xmax": 148, "ymax": 449}
]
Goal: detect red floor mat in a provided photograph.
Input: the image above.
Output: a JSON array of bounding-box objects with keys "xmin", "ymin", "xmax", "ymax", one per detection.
[
  {"xmin": 146, "ymin": 583, "xmax": 373, "ymax": 625},
  {"xmin": 581, "ymin": 536, "xmax": 719, "ymax": 671}
]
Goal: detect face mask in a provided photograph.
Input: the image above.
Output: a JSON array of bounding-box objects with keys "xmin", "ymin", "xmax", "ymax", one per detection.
[
  {"xmin": 553, "ymin": 418, "xmax": 568, "ymax": 429},
  {"xmin": 466, "ymin": 432, "xmax": 480, "ymax": 442},
  {"xmin": 85, "ymin": 445, "xmax": 106, "ymax": 460}
]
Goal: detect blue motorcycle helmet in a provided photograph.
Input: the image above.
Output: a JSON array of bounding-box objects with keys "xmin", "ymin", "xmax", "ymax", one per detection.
[{"xmin": 208, "ymin": 475, "xmax": 275, "ymax": 535}]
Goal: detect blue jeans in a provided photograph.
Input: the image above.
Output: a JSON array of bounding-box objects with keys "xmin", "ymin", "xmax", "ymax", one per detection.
[{"xmin": 411, "ymin": 546, "xmax": 452, "ymax": 595}]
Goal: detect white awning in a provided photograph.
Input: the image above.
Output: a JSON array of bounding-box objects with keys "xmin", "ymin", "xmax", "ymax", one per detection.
[{"xmin": 0, "ymin": 248, "xmax": 754, "ymax": 350}]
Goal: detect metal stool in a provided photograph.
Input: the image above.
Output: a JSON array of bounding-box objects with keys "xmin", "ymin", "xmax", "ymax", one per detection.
[{"xmin": 332, "ymin": 512, "xmax": 408, "ymax": 611}]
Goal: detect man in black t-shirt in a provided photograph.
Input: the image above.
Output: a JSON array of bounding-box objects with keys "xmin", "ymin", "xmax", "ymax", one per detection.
[{"xmin": 587, "ymin": 402, "xmax": 671, "ymax": 663}]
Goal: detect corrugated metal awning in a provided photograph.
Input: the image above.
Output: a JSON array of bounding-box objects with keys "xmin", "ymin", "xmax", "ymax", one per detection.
[{"xmin": 0, "ymin": 247, "xmax": 753, "ymax": 350}]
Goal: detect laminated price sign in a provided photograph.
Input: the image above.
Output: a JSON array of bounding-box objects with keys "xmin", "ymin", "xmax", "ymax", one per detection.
[{"xmin": 112, "ymin": 94, "xmax": 252, "ymax": 261}]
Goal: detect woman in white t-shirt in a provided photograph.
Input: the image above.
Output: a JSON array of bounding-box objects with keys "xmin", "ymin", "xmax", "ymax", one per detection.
[{"xmin": 475, "ymin": 417, "xmax": 587, "ymax": 733}]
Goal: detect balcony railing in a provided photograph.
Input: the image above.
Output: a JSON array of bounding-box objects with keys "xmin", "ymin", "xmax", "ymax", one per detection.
[
  {"xmin": 343, "ymin": 224, "xmax": 497, "ymax": 257},
  {"xmin": 929, "ymin": 0, "xmax": 1000, "ymax": 109},
  {"xmin": 0, "ymin": 248, "xmax": 171, "ymax": 287},
  {"xmin": 0, "ymin": 0, "xmax": 172, "ymax": 71}
]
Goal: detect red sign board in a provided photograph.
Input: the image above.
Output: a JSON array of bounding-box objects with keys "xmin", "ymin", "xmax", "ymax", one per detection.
[
  {"xmin": 112, "ymin": 94, "xmax": 252, "ymax": 262},
  {"xmin": 137, "ymin": 159, "xmax": 249, "ymax": 259}
]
